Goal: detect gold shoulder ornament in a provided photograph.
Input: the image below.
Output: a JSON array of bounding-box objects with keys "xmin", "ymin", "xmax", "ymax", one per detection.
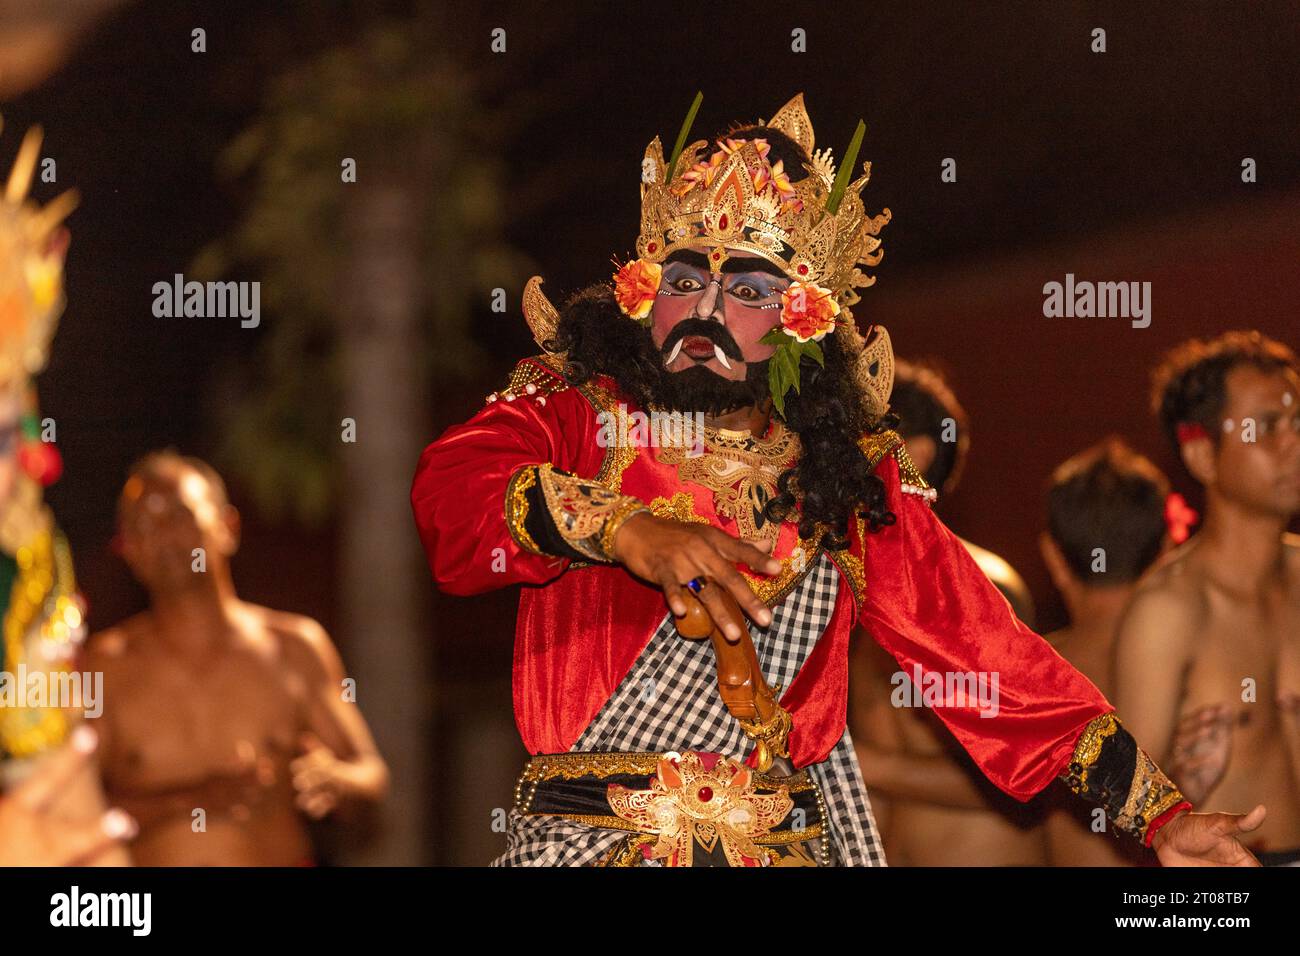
[{"xmin": 858, "ymin": 429, "xmax": 937, "ymax": 505}]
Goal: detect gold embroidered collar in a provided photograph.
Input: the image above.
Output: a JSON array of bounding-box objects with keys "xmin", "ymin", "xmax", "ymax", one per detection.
[{"xmin": 656, "ymin": 420, "xmax": 800, "ymax": 545}]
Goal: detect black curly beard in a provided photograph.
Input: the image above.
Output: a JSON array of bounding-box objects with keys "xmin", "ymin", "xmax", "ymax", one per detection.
[
  {"xmin": 653, "ymin": 317, "xmax": 765, "ymax": 414},
  {"xmin": 550, "ymin": 286, "xmax": 769, "ymax": 416},
  {"xmin": 548, "ymin": 282, "xmax": 895, "ymax": 548},
  {"xmin": 654, "ymin": 362, "xmax": 770, "ymax": 416}
]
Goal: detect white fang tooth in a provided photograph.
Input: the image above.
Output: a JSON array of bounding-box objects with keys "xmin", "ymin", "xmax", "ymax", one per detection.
[
  {"xmin": 713, "ymin": 345, "xmax": 732, "ymax": 369},
  {"xmin": 665, "ymin": 339, "xmax": 685, "ymax": 366}
]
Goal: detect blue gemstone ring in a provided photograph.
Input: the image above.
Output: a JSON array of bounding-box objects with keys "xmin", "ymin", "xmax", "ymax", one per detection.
[{"xmin": 686, "ymin": 577, "xmax": 704, "ymax": 594}]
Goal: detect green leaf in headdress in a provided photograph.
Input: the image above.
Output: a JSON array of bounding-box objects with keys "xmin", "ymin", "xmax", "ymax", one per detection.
[
  {"xmin": 825, "ymin": 119, "xmax": 865, "ymax": 215},
  {"xmin": 664, "ymin": 91, "xmax": 703, "ymax": 185}
]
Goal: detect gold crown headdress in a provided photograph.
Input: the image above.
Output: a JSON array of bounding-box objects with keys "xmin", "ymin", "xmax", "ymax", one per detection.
[
  {"xmin": 522, "ymin": 93, "xmax": 896, "ymax": 418},
  {"xmin": 637, "ymin": 93, "xmax": 890, "ymax": 310},
  {"xmin": 0, "ymin": 118, "xmax": 77, "ymax": 394}
]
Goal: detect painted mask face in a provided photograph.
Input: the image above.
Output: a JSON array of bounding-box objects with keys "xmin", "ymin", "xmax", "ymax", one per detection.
[{"xmin": 649, "ymin": 247, "xmax": 789, "ymax": 383}]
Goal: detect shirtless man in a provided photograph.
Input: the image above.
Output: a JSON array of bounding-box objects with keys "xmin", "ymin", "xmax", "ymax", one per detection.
[
  {"xmin": 1039, "ymin": 438, "xmax": 1169, "ymax": 866},
  {"xmin": 851, "ymin": 361, "xmax": 1046, "ymax": 865},
  {"xmin": 84, "ymin": 451, "xmax": 389, "ymax": 866},
  {"xmin": 1115, "ymin": 331, "xmax": 1298, "ymax": 865}
]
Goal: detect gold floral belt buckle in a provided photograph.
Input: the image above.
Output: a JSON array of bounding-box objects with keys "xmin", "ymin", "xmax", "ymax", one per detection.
[{"xmin": 606, "ymin": 751, "xmax": 795, "ymax": 867}]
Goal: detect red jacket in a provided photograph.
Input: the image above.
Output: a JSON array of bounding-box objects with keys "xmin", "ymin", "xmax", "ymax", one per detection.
[{"xmin": 411, "ymin": 356, "xmax": 1111, "ymax": 800}]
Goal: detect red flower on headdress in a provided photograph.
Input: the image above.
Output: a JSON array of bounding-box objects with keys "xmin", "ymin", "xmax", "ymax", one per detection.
[
  {"xmin": 1164, "ymin": 492, "xmax": 1199, "ymax": 545},
  {"xmin": 612, "ymin": 258, "xmax": 662, "ymax": 321},
  {"xmin": 1175, "ymin": 422, "xmax": 1209, "ymax": 445},
  {"xmin": 779, "ymin": 280, "xmax": 840, "ymax": 342}
]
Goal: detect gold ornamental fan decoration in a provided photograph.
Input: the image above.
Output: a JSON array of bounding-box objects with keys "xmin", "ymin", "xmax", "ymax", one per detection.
[{"xmin": 0, "ymin": 117, "xmax": 79, "ymax": 394}]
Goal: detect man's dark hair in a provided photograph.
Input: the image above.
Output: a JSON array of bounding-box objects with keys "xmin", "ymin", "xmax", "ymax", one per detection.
[
  {"xmin": 1152, "ymin": 330, "xmax": 1298, "ymax": 455},
  {"xmin": 1046, "ymin": 437, "xmax": 1169, "ymax": 584},
  {"xmin": 123, "ymin": 449, "xmax": 230, "ymax": 511},
  {"xmin": 888, "ymin": 360, "xmax": 970, "ymax": 494},
  {"xmin": 548, "ymin": 122, "xmax": 893, "ymax": 549}
]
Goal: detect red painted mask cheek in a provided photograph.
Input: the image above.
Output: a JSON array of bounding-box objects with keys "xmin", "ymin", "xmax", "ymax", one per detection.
[{"xmin": 724, "ymin": 304, "xmax": 781, "ymax": 362}]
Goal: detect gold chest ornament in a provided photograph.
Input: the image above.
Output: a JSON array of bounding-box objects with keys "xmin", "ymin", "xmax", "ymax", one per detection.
[{"xmin": 655, "ymin": 420, "xmax": 799, "ymax": 548}]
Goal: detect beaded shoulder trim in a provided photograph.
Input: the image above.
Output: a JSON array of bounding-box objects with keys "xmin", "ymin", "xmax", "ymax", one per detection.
[
  {"xmin": 858, "ymin": 429, "xmax": 937, "ymax": 504},
  {"xmin": 485, "ymin": 354, "xmax": 571, "ymax": 407},
  {"xmin": 858, "ymin": 428, "xmax": 904, "ymax": 468}
]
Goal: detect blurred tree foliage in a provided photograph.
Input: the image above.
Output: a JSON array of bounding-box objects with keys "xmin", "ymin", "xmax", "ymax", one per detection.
[{"xmin": 194, "ymin": 19, "xmax": 527, "ymax": 526}]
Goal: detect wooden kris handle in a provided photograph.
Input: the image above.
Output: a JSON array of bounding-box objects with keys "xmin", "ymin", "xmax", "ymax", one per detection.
[{"xmin": 675, "ymin": 579, "xmax": 778, "ymax": 723}]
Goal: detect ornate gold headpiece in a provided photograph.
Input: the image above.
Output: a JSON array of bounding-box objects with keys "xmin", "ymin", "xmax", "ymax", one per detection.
[
  {"xmin": 521, "ymin": 94, "xmax": 897, "ymax": 419},
  {"xmin": 636, "ymin": 93, "xmax": 890, "ymax": 310},
  {"xmin": 0, "ymin": 118, "xmax": 77, "ymax": 393}
]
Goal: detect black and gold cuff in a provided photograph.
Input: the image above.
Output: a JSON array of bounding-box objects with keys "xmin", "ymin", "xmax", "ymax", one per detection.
[
  {"xmin": 504, "ymin": 463, "xmax": 648, "ymax": 563},
  {"xmin": 1060, "ymin": 713, "xmax": 1187, "ymax": 846}
]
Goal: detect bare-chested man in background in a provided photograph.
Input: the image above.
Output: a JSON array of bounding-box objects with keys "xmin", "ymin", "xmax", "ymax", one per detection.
[
  {"xmin": 851, "ymin": 362, "xmax": 1046, "ymax": 865},
  {"xmin": 1039, "ymin": 438, "xmax": 1169, "ymax": 866},
  {"xmin": 84, "ymin": 452, "xmax": 389, "ymax": 865},
  {"xmin": 1116, "ymin": 332, "xmax": 1299, "ymax": 864}
]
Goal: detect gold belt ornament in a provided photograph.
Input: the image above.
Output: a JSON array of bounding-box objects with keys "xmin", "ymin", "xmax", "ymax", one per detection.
[
  {"xmin": 606, "ymin": 751, "xmax": 793, "ymax": 867},
  {"xmin": 514, "ymin": 751, "xmax": 830, "ymax": 867}
]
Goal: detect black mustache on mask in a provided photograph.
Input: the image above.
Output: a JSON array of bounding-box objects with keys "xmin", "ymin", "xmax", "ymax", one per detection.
[{"xmin": 660, "ymin": 318, "xmax": 744, "ymax": 363}]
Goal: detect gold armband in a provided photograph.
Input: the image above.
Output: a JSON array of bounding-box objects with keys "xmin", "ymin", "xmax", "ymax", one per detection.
[
  {"xmin": 533, "ymin": 464, "xmax": 650, "ymax": 563},
  {"xmin": 1061, "ymin": 713, "xmax": 1189, "ymax": 846}
]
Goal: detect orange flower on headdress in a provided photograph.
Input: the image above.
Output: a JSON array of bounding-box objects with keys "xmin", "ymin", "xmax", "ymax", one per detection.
[
  {"xmin": 612, "ymin": 258, "xmax": 662, "ymax": 322},
  {"xmin": 672, "ymin": 137, "xmax": 772, "ymax": 197},
  {"xmin": 720, "ymin": 136, "xmax": 770, "ymax": 162},
  {"xmin": 779, "ymin": 280, "xmax": 840, "ymax": 342},
  {"xmin": 752, "ymin": 158, "xmax": 802, "ymax": 213}
]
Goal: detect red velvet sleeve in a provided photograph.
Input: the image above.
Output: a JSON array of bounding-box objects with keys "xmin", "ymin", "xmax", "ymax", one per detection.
[
  {"xmin": 858, "ymin": 453, "xmax": 1113, "ymax": 801},
  {"xmin": 410, "ymin": 371, "xmax": 604, "ymax": 596}
]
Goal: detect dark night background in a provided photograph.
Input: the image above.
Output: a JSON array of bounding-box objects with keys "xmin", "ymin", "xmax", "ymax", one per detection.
[{"xmin": 3, "ymin": 0, "xmax": 1297, "ymax": 862}]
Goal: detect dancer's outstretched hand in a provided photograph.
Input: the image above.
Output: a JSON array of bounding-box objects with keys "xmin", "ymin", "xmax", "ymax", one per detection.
[{"xmin": 1152, "ymin": 804, "xmax": 1265, "ymax": 867}]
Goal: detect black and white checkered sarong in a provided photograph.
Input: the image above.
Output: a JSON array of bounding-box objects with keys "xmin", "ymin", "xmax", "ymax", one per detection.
[{"xmin": 494, "ymin": 554, "xmax": 886, "ymax": 866}]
